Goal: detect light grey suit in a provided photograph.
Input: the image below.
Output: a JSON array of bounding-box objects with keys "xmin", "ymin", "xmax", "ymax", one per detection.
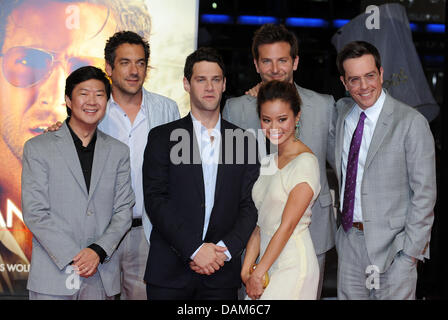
[
  {"xmin": 21, "ymin": 122, "xmax": 135, "ymax": 297},
  {"xmin": 223, "ymin": 84, "xmax": 337, "ymax": 298},
  {"xmin": 334, "ymin": 93, "xmax": 436, "ymax": 299}
]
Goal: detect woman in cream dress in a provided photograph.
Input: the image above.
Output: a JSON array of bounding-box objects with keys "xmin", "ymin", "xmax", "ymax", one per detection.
[{"xmin": 242, "ymin": 81, "xmax": 320, "ymax": 300}]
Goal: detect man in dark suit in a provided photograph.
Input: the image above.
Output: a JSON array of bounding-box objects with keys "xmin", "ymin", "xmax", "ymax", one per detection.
[{"xmin": 142, "ymin": 47, "xmax": 259, "ymax": 300}]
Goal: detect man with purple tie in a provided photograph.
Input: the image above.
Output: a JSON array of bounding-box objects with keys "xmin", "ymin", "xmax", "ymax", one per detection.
[{"xmin": 334, "ymin": 41, "xmax": 436, "ymax": 299}]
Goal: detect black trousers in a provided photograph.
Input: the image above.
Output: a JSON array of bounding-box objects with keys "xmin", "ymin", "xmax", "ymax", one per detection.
[{"xmin": 146, "ymin": 272, "xmax": 238, "ymax": 300}]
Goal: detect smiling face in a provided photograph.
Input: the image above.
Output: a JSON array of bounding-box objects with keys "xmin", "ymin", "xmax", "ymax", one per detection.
[
  {"xmin": 66, "ymin": 79, "xmax": 108, "ymax": 131},
  {"xmin": 183, "ymin": 60, "xmax": 226, "ymax": 115},
  {"xmin": 340, "ymin": 54, "xmax": 384, "ymax": 110},
  {"xmin": 254, "ymin": 41, "xmax": 298, "ymax": 84},
  {"xmin": 0, "ymin": 0, "xmax": 117, "ymax": 161},
  {"xmin": 259, "ymin": 98, "xmax": 300, "ymax": 146},
  {"xmin": 105, "ymin": 43, "xmax": 147, "ymax": 98}
]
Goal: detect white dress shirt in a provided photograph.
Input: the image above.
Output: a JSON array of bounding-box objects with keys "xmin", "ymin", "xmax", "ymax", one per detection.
[
  {"xmin": 98, "ymin": 88, "xmax": 180, "ymax": 243},
  {"xmin": 190, "ymin": 113, "xmax": 231, "ymax": 261},
  {"xmin": 98, "ymin": 95, "xmax": 147, "ymax": 221},
  {"xmin": 340, "ymin": 90, "xmax": 386, "ymax": 222}
]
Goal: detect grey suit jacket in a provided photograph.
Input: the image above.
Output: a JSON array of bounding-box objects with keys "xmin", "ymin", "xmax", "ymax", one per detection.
[
  {"xmin": 223, "ymin": 84, "xmax": 337, "ymax": 255},
  {"xmin": 335, "ymin": 93, "xmax": 436, "ymax": 272},
  {"xmin": 21, "ymin": 122, "xmax": 135, "ymax": 296}
]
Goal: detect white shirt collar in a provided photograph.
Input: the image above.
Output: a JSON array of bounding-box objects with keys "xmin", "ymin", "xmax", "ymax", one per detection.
[
  {"xmin": 354, "ymin": 89, "xmax": 386, "ymax": 123},
  {"xmin": 190, "ymin": 112, "xmax": 221, "ymax": 141},
  {"xmin": 109, "ymin": 93, "xmax": 146, "ymax": 116}
]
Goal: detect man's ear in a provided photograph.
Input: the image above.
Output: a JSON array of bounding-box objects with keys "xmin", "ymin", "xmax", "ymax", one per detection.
[
  {"xmin": 340, "ymin": 75, "xmax": 349, "ymax": 92},
  {"xmin": 293, "ymin": 55, "xmax": 299, "ymax": 71},
  {"xmin": 65, "ymin": 95, "xmax": 72, "ymax": 109},
  {"xmin": 379, "ymin": 66, "xmax": 384, "ymax": 85},
  {"xmin": 183, "ymin": 77, "xmax": 190, "ymax": 93},
  {"xmin": 253, "ymin": 58, "xmax": 260, "ymax": 74},
  {"xmin": 105, "ymin": 62, "xmax": 113, "ymax": 77}
]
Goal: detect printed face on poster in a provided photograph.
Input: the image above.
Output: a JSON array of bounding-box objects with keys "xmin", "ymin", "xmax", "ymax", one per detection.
[{"xmin": 0, "ymin": 0, "xmax": 197, "ymax": 295}]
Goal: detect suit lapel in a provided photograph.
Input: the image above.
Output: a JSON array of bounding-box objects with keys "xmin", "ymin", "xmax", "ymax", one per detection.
[
  {"xmin": 213, "ymin": 118, "xmax": 226, "ymax": 203},
  {"xmin": 295, "ymin": 85, "xmax": 312, "ymax": 143},
  {"xmin": 184, "ymin": 115, "xmax": 205, "ymax": 202},
  {"xmin": 88, "ymin": 130, "xmax": 111, "ymax": 202},
  {"xmin": 54, "ymin": 122, "xmax": 88, "ymax": 196},
  {"xmin": 335, "ymin": 99, "xmax": 355, "ymax": 186},
  {"xmin": 364, "ymin": 95, "xmax": 394, "ymax": 170}
]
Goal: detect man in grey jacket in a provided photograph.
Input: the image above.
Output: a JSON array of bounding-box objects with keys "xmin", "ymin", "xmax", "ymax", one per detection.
[
  {"xmin": 222, "ymin": 24, "xmax": 336, "ymax": 299},
  {"xmin": 334, "ymin": 41, "xmax": 435, "ymax": 299},
  {"xmin": 22, "ymin": 66, "xmax": 135, "ymax": 299}
]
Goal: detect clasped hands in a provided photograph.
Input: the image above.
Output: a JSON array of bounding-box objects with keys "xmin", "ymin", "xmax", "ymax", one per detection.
[
  {"xmin": 189, "ymin": 243, "xmax": 227, "ymax": 275},
  {"xmin": 242, "ymin": 268, "xmax": 265, "ymax": 300},
  {"xmin": 71, "ymin": 248, "xmax": 100, "ymax": 278}
]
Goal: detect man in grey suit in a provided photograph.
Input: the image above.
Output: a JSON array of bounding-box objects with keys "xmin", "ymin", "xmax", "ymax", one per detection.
[
  {"xmin": 222, "ymin": 24, "xmax": 336, "ymax": 298},
  {"xmin": 22, "ymin": 66, "xmax": 135, "ymax": 299},
  {"xmin": 334, "ymin": 41, "xmax": 436, "ymax": 299}
]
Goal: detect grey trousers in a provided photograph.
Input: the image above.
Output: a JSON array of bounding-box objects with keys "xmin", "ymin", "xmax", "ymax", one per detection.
[
  {"xmin": 115, "ymin": 225, "xmax": 149, "ymax": 300},
  {"xmin": 29, "ymin": 272, "xmax": 114, "ymax": 300},
  {"xmin": 316, "ymin": 252, "xmax": 326, "ymax": 299},
  {"xmin": 336, "ymin": 226, "xmax": 417, "ymax": 300}
]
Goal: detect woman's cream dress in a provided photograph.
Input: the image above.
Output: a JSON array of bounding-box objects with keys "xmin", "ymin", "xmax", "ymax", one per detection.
[{"xmin": 250, "ymin": 152, "xmax": 321, "ymax": 300}]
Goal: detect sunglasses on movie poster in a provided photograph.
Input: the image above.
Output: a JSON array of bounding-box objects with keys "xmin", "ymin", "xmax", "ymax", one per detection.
[{"xmin": 0, "ymin": 46, "xmax": 105, "ymax": 88}]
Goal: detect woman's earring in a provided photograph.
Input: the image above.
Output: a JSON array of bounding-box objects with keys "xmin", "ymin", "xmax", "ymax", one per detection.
[{"xmin": 294, "ymin": 121, "xmax": 300, "ymax": 141}]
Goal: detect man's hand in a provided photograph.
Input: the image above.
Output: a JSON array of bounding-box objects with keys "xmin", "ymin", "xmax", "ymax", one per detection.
[
  {"xmin": 245, "ymin": 82, "xmax": 262, "ymax": 97},
  {"xmin": 43, "ymin": 121, "xmax": 63, "ymax": 133},
  {"xmin": 191, "ymin": 243, "xmax": 227, "ymax": 275},
  {"xmin": 72, "ymin": 248, "xmax": 100, "ymax": 278},
  {"xmin": 190, "ymin": 250, "xmax": 227, "ymax": 275}
]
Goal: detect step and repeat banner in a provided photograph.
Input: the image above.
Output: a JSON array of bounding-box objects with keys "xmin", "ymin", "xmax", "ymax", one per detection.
[{"xmin": 0, "ymin": 0, "xmax": 197, "ymax": 296}]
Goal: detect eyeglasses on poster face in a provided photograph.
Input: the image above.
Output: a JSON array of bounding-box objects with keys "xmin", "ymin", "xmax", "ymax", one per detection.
[{"xmin": 0, "ymin": 46, "xmax": 104, "ymax": 88}]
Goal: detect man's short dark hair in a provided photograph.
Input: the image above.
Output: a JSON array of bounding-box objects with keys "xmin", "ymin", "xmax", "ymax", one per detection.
[
  {"xmin": 257, "ymin": 80, "xmax": 301, "ymax": 117},
  {"xmin": 251, "ymin": 24, "xmax": 299, "ymax": 62},
  {"xmin": 184, "ymin": 47, "xmax": 225, "ymax": 82},
  {"xmin": 65, "ymin": 66, "xmax": 111, "ymax": 116},
  {"xmin": 336, "ymin": 40, "xmax": 382, "ymax": 77},
  {"xmin": 104, "ymin": 31, "xmax": 150, "ymax": 68}
]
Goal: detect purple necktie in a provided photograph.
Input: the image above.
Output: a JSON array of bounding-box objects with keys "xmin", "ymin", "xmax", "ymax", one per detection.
[{"xmin": 342, "ymin": 112, "xmax": 366, "ymax": 232}]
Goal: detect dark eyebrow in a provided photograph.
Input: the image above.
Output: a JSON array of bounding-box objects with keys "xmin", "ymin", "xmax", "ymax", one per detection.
[{"xmin": 78, "ymin": 88, "xmax": 105, "ymax": 93}]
